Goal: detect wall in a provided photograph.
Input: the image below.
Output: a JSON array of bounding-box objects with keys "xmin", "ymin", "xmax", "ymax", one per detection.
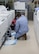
[{"xmin": 14, "ymin": 0, "xmax": 32, "ymax": 2}]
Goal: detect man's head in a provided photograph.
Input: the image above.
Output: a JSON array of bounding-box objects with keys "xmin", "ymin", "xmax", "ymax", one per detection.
[
  {"xmin": 16, "ymin": 12, "xmax": 21, "ymax": 18},
  {"xmin": 21, "ymin": 12, "xmax": 25, "ymax": 16}
]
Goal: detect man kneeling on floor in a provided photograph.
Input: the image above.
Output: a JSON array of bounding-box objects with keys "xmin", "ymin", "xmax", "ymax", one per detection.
[{"xmin": 15, "ymin": 12, "xmax": 29, "ymax": 40}]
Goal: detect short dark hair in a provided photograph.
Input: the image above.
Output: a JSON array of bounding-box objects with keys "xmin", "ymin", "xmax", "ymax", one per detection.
[
  {"xmin": 16, "ymin": 12, "xmax": 21, "ymax": 17},
  {"xmin": 21, "ymin": 12, "xmax": 25, "ymax": 15}
]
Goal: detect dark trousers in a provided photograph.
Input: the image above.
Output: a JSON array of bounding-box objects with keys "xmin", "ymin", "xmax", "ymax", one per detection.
[{"xmin": 17, "ymin": 34, "xmax": 27, "ymax": 40}]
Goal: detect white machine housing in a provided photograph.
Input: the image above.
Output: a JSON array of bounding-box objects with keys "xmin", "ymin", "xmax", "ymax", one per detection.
[
  {"xmin": 34, "ymin": 10, "xmax": 39, "ymax": 44},
  {"xmin": 0, "ymin": 10, "xmax": 15, "ymax": 27},
  {"xmin": 14, "ymin": 2, "xmax": 27, "ymax": 17},
  {"xmin": 0, "ymin": 5, "xmax": 15, "ymax": 47},
  {"xmin": 14, "ymin": 2, "xmax": 25, "ymax": 10},
  {"xmin": 0, "ymin": 5, "xmax": 15, "ymax": 26},
  {"xmin": 0, "ymin": 17, "xmax": 8, "ymax": 46},
  {"xmin": 0, "ymin": 5, "xmax": 7, "ymax": 11}
]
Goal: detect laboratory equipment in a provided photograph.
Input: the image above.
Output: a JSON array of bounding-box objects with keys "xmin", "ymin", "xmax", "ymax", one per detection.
[
  {"xmin": 34, "ymin": 10, "xmax": 39, "ymax": 44},
  {"xmin": 0, "ymin": 5, "xmax": 15, "ymax": 47},
  {"xmin": 0, "ymin": 17, "xmax": 8, "ymax": 47},
  {"xmin": 0, "ymin": 10, "xmax": 15, "ymax": 27},
  {"xmin": 0, "ymin": 5, "xmax": 7, "ymax": 11},
  {"xmin": 14, "ymin": 2, "xmax": 25, "ymax": 10},
  {"xmin": 0, "ymin": 5, "xmax": 15, "ymax": 26},
  {"xmin": 14, "ymin": 1, "xmax": 27, "ymax": 17}
]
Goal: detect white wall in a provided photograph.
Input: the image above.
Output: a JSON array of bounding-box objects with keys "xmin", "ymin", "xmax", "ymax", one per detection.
[
  {"xmin": 0, "ymin": 0, "xmax": 5, "ymax": 2},
  {"xmin": 14, "ymin": 0, "xmax": 32, "ymax": 2},
  {"xmin": 5, "ymin": 0, "xmax": 8, "ymax": 4}
]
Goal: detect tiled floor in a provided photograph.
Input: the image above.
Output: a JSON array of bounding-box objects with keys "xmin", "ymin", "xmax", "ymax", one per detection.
[{"xmin": 0, "ymin": 21, "xmax": 39, "ymax": 54}]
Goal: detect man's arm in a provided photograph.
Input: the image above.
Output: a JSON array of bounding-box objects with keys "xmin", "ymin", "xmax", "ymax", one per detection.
[{"xmin": 15, "ymin": 20, "xmax": 19, "ymax": 33}]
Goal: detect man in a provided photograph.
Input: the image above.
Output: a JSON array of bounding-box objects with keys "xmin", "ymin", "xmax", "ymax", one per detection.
[{"xmin": 15, "ymin": 12, "xmax": 29, "ymax": 40}]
